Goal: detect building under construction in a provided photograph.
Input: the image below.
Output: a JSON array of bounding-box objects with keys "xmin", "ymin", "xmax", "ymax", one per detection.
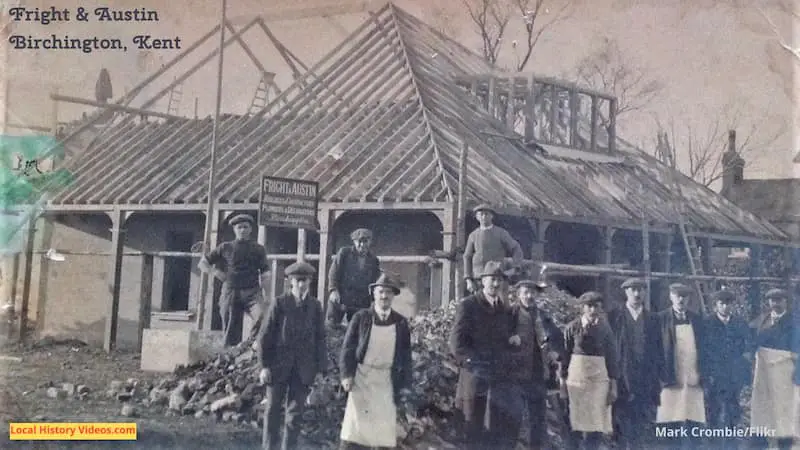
[{"xmin": 9, "ymin": 3, "xmax": 797, "ymax": 350}]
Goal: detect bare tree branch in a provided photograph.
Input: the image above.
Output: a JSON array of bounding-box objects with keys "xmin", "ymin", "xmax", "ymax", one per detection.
[
  {"xmin": 457, "ymin": 0, "xmax": 572, "ymax": 70},
  {"xmin": 653, "ymin": 104, "xmax": 787, "ymax": 188},
  {"xmin": 759, "ymin": 4, "xmax": 800, "ymax": 61},
  {"xmin": 574, "ymin": 37, "xmax": 664, "ymax": 120}
]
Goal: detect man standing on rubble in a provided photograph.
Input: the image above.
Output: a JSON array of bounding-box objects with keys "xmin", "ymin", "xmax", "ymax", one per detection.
[
  {"xmin": 607, "ymin": 278, "xmax": 661, "ymax": 450},
  {"xmin": 748, "ymin": 288, "xmax": 796, "ymax": 450},
  {"xmin": 463, "ymin": 204, "xmax": 524, "ymax": 294},
  {"xmin": 258, "ymin": 261, "xmax": 327, "ymax": 450},
  {"xmin": 507, "ymin": 277, "xmax": 564, "ymax": 450},
  {"xmin": 703, "ymin": 290, "xmax": 750, "ymax": 450},
  {"xmin": 327, "ymin": 228, "xmax": 382, "ymax": 327},
  {"xmin": 449, "ymin": 261, "xmax": 519, "ymax": 450},
  {"xmin": 198, "ymin": 213, "xmax": 269, "ymax": 347},
  {"xmin": 654, "ymin": 283, "xmax": 706, "ymax": 450},
  {"xmin": 338, "ymin": 273, "xmax": 413, "ymax": 450}
]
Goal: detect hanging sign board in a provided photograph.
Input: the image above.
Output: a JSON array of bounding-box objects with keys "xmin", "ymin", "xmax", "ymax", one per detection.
[{"xmin": 258, "ymin": 176, "xmax": 319, "ymax": 230}]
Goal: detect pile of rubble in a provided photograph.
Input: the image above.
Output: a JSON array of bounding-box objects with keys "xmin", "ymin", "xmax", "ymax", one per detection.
[{"xmin": 103, "ymin": 288, "xmax": 580, "ymax": 448}]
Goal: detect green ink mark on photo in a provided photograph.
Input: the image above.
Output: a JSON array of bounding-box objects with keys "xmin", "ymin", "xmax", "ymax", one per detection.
[{"xmin": 0, "ymin": 135, "xmax": 74, "ymax": 253}]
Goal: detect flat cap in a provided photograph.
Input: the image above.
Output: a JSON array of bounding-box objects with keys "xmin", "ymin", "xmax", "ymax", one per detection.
[
  {"xmin": 477, "ymin": 261, "xmax": 512, "ymax": 279},
  {"xmin": 669, "ymin": 283, "xmax": 692, "ymax": 295},
  {"xmin": 369, "ymin": 272, "xmax": 401, "ymax": 295},
  {"xmin": 350, "ymin": 228, "xmax": 373, "ymax": 240},
  {"xmin": 513, "ymin": 279, "xmax": 547, "ymax": 290},
  {"xmin": 285, "ymin": 261, "xmax": 316, "ymax": 277},
  {"xmin": 228, "ymin": 214, "xmax": 255, "ymax": 226},
  {"xmin": 578, "ymin": 291, "xmax": 604, "ymax": 305},
  {"xmin": 764, "ymin": 288, "xmax": 789, "ymax": 299},
  {"xmin": 621, "ymin": 278, "xmax": 646, "ymax": 289},
  {"xmin": 472, "ymin": 204, "xmax": 497, "ymax": 215},
  {"xmin": 710, "ymin": 290, "xmax": 736, "ymax": 304}
]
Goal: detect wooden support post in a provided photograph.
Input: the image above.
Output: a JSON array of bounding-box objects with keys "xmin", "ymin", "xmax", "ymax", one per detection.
[
  {"xmin": 455, "ymin": 143, "xmax": 469, "ymax": 301},
  {"xmin": 297, "ymin": 229, "xmax": 307, "ymax": 261},
  {"xmin": 506, "ymin": 79, "xmax": 516, "ymax": 129},
  {"xmin": 600, "ymin": 227, "xmax": 614, "ymax": 309},
  {"xmin": 590, "ymin": 97, "xmax": 598, "ymax": 152},
  {"xmin": 608, "ymin": 98, "xmax": 617, "ymax": 152},
  {"xmin": 701, "ymin": 237, "xmax": 713, "ymax": 290},
  {"xmin": 528, "ymin": 218, "xmax": 550, "ymax": 262},
  {"xmin": 104, "ymin": 209, "xmax": 127, "ymax": 353},
  {"xmin": 569, "ymin": 89, "xmax": 579, "ymax": 147},
  {"xmin": 200, "ymin": 209, "xmax": 228, "ymax": 330},
  {"xmin": 524, "ymin": 76, "xmax": 536, "ymax": 142},
  {"xmin": 316, "ymin": 208, "xmax": 333, "ymax": 313},
  {"xmin": 658, "ymin": 233, "xmax": 674, "ymax": 311},
  {"xmin": 488, "ymin": 77, "xmax": 497, "ymax": 118},
  {"xmin": 748, "ymin": 244, "xmax": 763, "ymax": 320},
  {"xmin": 783, "ymin": 245, "xmax": 794, "ymax": 290},
  {"xmin": 642, "ymin": 220, "xmax": 651, "ymax": 311},
  {"xmin": 138, "ymin": 253, "xmax": 154, "ymax": 350},
  {"xmin": 441, "ymin": 207, "xmax": 456, "ymax": 306},
  {"xmin": 549, "ymin": 85, "xmax": 558, "ymax": 143},
  {"xmin": 6, "ymin": 254, "xmax": 19, "ymax": 339},
  {"xmin": 18, "ymin": 219, "xmax": 36, "ymax": 342}
]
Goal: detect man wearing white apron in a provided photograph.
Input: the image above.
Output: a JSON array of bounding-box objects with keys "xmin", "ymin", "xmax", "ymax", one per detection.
[
  {"xmin": 560, "ymin": 291, "xmax": 620, "ymax": 450},
  {"xmin": 748, "ymin": 288, "xmax": 796, "ymax": 450},
  {"xmin": 654, "ymin": 283, "xmax": 706, "ymax": 450},
  {"xmin": 338, "ymin": 273, "xmax": 413, "ymax": 450}
]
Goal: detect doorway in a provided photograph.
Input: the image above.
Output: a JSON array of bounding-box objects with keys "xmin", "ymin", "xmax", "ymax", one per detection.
[{"xmin": 163, "ymin": 231, "xmax": 194, "ymax": 311}]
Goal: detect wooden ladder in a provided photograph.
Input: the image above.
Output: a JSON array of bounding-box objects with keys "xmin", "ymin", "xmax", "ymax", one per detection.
[
  {"xmin": 659, "ymin": 134, "xmax": 711, "ymax": 313},
  {"xmin": 166, "ymin": 77, "xmax": 183, "ymax": 116},
  {"xmin": 249, "ymin": 75, "xmax": 272, "ymax": 115}
]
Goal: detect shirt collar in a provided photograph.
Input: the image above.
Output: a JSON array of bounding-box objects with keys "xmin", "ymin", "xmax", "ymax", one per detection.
[
  {"xmin": 673, "ymin": 308, "xmax": 687, "ymax": 320},
  {"xmin": 375, "ymin": 309, "xmax": 391, "ymax": 321},
  {"xmin": 716, "ymin": 312, "xmax": 730, "ymax": 324},
  {"xmin": 479, "ymin": 224, "xmax": 494, "ymax": 230},
  {"xmin": 626, "ymin": 303, "xmax": 643, "ymax": 319},
  {"xmin": 581, "ymin": 315, "xmax": 598, "ymax": 327},
  {"xmin": 770, "ymin": 311, "xmax": 786, "ymax": 321}
]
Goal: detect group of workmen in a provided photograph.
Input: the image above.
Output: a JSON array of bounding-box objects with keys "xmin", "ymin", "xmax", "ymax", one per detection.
[{"xmin": 197, "ymin": 208, "xmax": 799, "ymax": 450}]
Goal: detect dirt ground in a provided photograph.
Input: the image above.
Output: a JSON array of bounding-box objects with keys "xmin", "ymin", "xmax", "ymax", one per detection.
[{"xmin": 0, "ymin": 339, "xmax": 264, "ymax": 450}]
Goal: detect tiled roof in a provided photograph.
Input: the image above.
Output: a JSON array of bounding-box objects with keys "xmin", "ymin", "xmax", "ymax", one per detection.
[{"xmin": 46, "ymin": 3, "xmax": 787, "ymax": 241}]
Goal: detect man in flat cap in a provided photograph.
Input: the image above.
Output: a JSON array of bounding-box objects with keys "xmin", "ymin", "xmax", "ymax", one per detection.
[
  {"xmin": 654, "ymin": 283, "xmax": 706, "ymax": 449},
  {"xmin": 703, "ymin": 289, "xmax": 749, "ymax": 449},
  {"xmin": 449, "ymin": 261, "xmax": 519, "ymax": 450},
  {"xmin": 749, "ymin": 288, "xmax": 796, "ymax": 450},
  {"xmin": 258, "ymin": 261, "xmax": 327, "ymax": 450},
  {"xmin": 327, "ymin": 228, "xmax": 381, "ymax": 327},
  {"xmin": 338, "ymin": 272, "xmax": 413, "ymax": 450},
  {"xmin": 199, "ymin": 213, "xmax": 269, "ymax": 346},
  {"xmin": 506, "ymin": 277, "xmax": 564, "ymax": 450},
  {"xmin": 463, "ymin": 204, "xmax": 523, "ymax": 294},
  {"xmin": 561, "ymin": 291, "xmax": 619, "ymax": 450},
  {"xmin": 607, "ymin": 278, "xmax": 661, "ymax": 450}
]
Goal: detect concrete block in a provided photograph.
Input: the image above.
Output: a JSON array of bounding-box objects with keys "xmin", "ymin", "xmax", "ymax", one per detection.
[{"xmin": 140, "ymin": 329, "xmax": 224, "ymax": 373}]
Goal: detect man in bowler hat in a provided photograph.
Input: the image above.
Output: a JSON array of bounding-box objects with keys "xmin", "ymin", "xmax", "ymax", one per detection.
[
  {"xmin": 327, "ymin": 228, "xmax": 382, "ymax": 326},
  {"xmin": 199, "ymin": 213, "xmax": 269, "ymax": 346},
  {"xmin": 258, "ymin": 261, "xmax": 327, "ymax": 450},
  {"xmin": 463, "ymin": 204, "xmax": 523, "ymax": 293}
]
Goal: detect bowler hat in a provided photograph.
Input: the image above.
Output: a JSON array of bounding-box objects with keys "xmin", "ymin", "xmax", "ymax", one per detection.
[
  {"xmin": 578, "ymin": 291, "xmax": 604, "ymax": 305},
  {"xmin": 669, "ymin": 283, "xmax": 692, "ymax": 295},
  {"xmin": 764, "ymin": 288, "xmax": 788, "ymax": 299},
  {"xmin": 350, "ymin": 228, "xmax": 373, "ymax": 241},
  {"xmin": 229, "ymin": 214, "xmax": 255, "ymax": 226},
  {"xmin": 472, "ymin": 204, "xmax": 497, "ymax": 216},
  {"xmin": 621, "ymin": 278, "xmax": 646, "ymax": 289},
  {"xmin": 369, "ymin": 272, "xmax": 401, "ymax": 295},
  {"xmin": 477, "ymin": 261, "xmax": 512, "ymax": 279},
  {"xmin": 285, "ymin": 261, "xmax": 316, "ymax": 277},
  {"xmin": 710, "ymin": 290, "xmax": 736, "ymax": 304}
]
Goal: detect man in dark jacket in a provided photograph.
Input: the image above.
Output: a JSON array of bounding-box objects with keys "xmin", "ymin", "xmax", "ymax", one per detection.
[
  {"xmin": 654, "ymin": 283, "xmax": 706, "ymax": 450},
  {"xmin": 258, "ymin": 262, "xmax": 327, "ymax": 450},
  {"xmin": 507, "ymin": 278, "xmax": 564, "ymax": 450},
  {"xmin": 703, "ymin": 290, "xmax": 749, "ymax": 448},
  {"xmin": 449, "ymin": 260, "xmax": 519, "ymax": 450},
  {"xmin": 327, "ymin": 228, "xmax": 381, "ymax": 327},
  {"xmin": 607, "ymin": 278, "xmax": 661, "ymax": 450}
]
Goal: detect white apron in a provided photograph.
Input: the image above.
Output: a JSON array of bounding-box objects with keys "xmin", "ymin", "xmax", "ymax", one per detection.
[
  {"xmin": 750, "ymin": 347, "xmax": 797, "ymax": 438},
  {"xmin": 566, "ymin": 354, "xmax": 613, "ymax": 433},
  {"xmin": 340, "ymin": 323, "xmax": 397, "ymax": 447},
  {"xmin": 656, "ymin": 324, "xmax": 705, "ymax": 424}
]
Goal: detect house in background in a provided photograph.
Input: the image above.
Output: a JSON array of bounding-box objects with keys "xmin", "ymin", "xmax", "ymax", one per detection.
[{"xmin": 723, "ymin": 146, "xmax": 800, "ymax": 239}]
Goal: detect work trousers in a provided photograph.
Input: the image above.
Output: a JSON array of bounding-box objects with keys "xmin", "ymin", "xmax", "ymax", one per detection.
[
  {"xmin": 461, "ymin": 392, "xmax": 519, "ymax": 450},
  {"xmin": 262, "ymin": 369, "xmax": 310, "ymax": 450},
  {"xmin": 705, "ymin": 386, "xmax": 743, "ymax": 450},
  {"xmin": 219, "ymin": 284, "xmax": 262, "ymax": 347},
  {"xmin": 565, "ymin": 432, "xmax": 602, "ymax": 450},
  {"xmin": 504, "ymin": 383, "xmax": 547, "ymax": 449},
  {"xmin": 613, "ymin": 396, "xmax": 655, "ymax": 450}
]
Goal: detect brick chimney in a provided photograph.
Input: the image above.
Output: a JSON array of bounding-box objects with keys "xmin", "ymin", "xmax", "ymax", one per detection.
[{"xmin": 721, "ymin": 130, "xmax": 744, "ymax": 196}]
